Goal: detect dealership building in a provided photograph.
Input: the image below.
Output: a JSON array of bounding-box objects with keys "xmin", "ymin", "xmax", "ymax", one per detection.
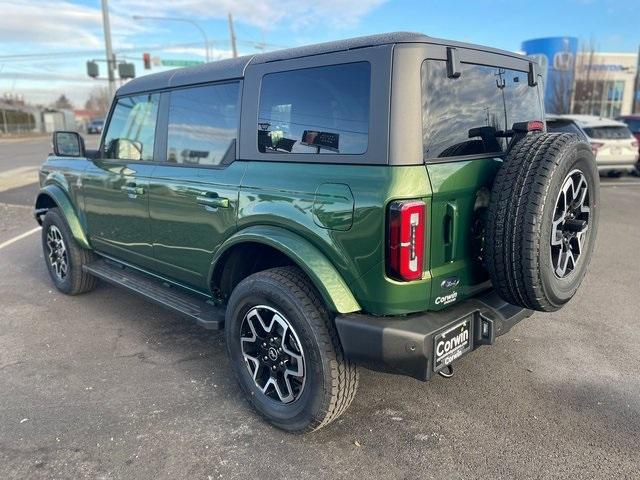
[{"xmin": 522, "ymin": 37, "xmax": 639, "ymax": 117}]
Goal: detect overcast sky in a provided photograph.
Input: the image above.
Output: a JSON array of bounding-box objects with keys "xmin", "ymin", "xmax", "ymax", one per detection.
[{"xmin": 1, "ymin": 0, "xmax": 638, "ymax": 107}]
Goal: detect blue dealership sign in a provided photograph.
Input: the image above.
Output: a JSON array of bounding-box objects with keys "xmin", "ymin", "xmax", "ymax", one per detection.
[{"xmin": 522, "ymin": 37, "xmax": 578, "ymax": 113}]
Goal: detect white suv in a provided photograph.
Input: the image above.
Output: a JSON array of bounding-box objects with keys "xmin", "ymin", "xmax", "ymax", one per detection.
[{"xmin": 547, "ymin": 114, "xmax": 639, "ymax": 176}]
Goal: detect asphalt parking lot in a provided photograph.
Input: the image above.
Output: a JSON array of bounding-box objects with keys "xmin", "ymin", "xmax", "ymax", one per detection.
[{"xmin": 1, "ymin": 137, "xmax": 639, "ymax": 479}]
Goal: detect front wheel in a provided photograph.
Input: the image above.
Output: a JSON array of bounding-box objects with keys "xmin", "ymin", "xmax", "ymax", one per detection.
[
  {"xmin": 41, "ymin": 208, "xmax": 98, "ymax": 295},
  {"xmin": 225, "ymin": 266, "xmax": 358, "ymax": 432}
]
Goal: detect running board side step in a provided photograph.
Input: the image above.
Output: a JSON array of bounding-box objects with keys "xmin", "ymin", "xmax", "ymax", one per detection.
[{"xmin": 83, "ymin": 259, "xmax": 224, "ymax": 330}]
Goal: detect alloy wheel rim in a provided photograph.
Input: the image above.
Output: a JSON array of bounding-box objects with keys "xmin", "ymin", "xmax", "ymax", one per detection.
[
  {"xmin": 550, "ymin": 169, "xmax": 590, "ymax": 279},
  {"xmin": 240, "ymin": 305, "xmax": 305, "ymax": 404},
  {"xmin": 46, "ymin": 225, "xmax": 68, "ymax": 281}
]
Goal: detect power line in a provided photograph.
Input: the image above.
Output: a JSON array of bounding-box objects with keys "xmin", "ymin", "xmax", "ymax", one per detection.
[{"xmin": 0, "ymin": 38, "xmax": 288, "ymax": 63}]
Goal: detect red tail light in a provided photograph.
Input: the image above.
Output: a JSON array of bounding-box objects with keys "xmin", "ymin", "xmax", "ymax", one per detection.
[
  {"xmin": 527, "ymin": 120, "xmax": 544, "ymax": 131},
  {"xmin": 387, "ymin": 200, "xmax": 425, "ymax": 281},
  {"xmin": 590, "ymin": 142, "xmax": 604, "ymax": 155}
]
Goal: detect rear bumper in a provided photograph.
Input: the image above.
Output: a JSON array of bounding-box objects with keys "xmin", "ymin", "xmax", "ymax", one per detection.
[
  {"xmin": 597, "ymin": 163, "xmax": 637, "ymax": 172},
  {"xmin": 335, "ymin": 290, "xmax": 533, "ymax": 381}
]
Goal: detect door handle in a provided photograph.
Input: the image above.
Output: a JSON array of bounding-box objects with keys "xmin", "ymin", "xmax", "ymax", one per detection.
[
  {"xmin": 444, "ymin": 201, "xmax": 458, "ymax": 262},
  {"xmin": 196, "ymin": 195, "xmax": 229, "ymax": 209},
  {"xmin": 120, "ymin": 185, "xmax": 145, "ymax": 196}
]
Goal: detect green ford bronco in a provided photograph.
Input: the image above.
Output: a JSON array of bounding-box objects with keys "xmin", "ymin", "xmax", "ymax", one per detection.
[{"xmin": 35, "ymin": 33, "xmax": 599, "ymax": 432}]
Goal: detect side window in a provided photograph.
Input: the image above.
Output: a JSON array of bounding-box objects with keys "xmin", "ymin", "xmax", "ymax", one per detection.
[
  {"xmin": 103, "ymin": 94, "xmax": 159, "ymax": 161},
  {"xmin": 421, "ymin": 60, "xmax": 542, "ymax": 160},
  {"xmin": 167, "ymin": 83, "xmax": 239, "ymax": 166},
  {"xmin": 257, "ymin": 62, "xmax": 370, "ymax": 155}
]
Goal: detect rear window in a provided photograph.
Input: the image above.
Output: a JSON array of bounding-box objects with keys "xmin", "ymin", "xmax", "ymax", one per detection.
[
  {"xmin": 421, "ymin": 60, "xmax": 542, "ymax": 160},
  {"xmin": 583, "ymin": 126, "xmax": 633, "ymax": 140},
  {"xmin": 257, "ymin": 62, "xmax": 370, "ymax": 155},
  {"xmin": 546, "ymin": 120, "xmax": 587, "ymax": 140}
]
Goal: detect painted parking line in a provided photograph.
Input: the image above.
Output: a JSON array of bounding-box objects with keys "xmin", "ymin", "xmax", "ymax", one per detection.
[
  {"xmin": 0, "ymin": 166, "xmax": 40, "ymax": 192},
  {"xmin": 0, "ymin": 227, "xmax": 41, "ymax": 250},
  {"xmin": 600, "ymin": 181, "xmax": 640, "ymax": 187}
]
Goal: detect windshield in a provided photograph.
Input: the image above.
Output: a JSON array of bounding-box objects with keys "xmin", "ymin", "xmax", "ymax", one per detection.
[
  {"xmin": 583, "ymin": 126, "xmax": 632, "ymax": 140},
  {"xmin": 421, "ymin": 60, "xmax": 543, "ymax": 160}
]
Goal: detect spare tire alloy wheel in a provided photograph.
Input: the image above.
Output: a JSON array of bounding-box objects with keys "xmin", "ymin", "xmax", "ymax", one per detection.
[
  {"xmin": 240, "ymin": 305, "xmax": 305, "ymax": 404},
  {"xmin": 551, "ymin": 169, "xmax": 590, "ymax": 279}
]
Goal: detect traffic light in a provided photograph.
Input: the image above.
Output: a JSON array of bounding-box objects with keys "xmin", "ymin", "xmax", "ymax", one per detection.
[
  {"xmin": 118, "ymin": 62, "xmax": 136, "ymax": 79},
  {"xmin": 143, "ymin": 53, "xmax": 151, "ymax": 70},
  {"xmin": 87, "ymin": 60, "xmax": 99, "ymax": 78}
]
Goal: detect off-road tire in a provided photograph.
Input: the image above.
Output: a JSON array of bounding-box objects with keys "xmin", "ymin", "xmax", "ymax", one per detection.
[
  {"xmin": 225, "ymin": 266, "xmax": 358, "ymax": 433},
  {"xmin": 485, "ymin": 133, "xmax": 599, "ymax": 312},
  {"xmin": 41, "ymin": 208, "xmax": 98, "ymax": 295}
]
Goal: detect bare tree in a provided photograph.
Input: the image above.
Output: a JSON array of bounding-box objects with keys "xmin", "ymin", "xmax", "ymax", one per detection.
[
  {"xmin": 572, "ymin": 38, "xmax": 609, "ymax": 116},
  {"xmin": 52, "ymin": 94, "xmax": 73, "ymax": 110},
  {"xmin": 549, "ymin": 67, "xmax": 573, "ymax": 114},
  {"xmin": 84, "ymin": 86, "xmax": 112, "ymax": 116}
]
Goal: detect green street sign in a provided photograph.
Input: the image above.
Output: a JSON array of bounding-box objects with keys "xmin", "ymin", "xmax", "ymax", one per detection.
[{"xmin": 160, "ymin": 59, "xmax": 204, "ymax": 67}]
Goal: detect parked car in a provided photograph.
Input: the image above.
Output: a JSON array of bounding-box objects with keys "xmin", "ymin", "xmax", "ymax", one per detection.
[
  {"xmin": 616, "ymin": 115, "xmax": 640, "ymax": 174},
  {"xmin": 547, "ymin": 114, "xmax": 638, "ymax": 176},
  {"xmin": 87, "ymin": 118, "xmax": 104, "ymax": 134},
  {"xmin": 35, "ymin": 32, "xmax": 599, "ymax": 433}
]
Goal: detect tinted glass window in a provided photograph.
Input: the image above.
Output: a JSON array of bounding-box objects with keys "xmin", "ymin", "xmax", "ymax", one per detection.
[
  {"xmin": 422, "ymin": 61, "xmax": 542, "ymax": 159},
  {"xmin": 167, "ymin": 83, "xmax": 239, "ymax": 166},
  {"xmin": 103, "ymin": 94, "xmax": 159, "ymax": 161},
  {"xmin": 258, "ymin": 62, "xmax": 370, "ymax": 155},
  {"xmin": 584, "ymin": 126, "xmax": 633, "ymax": 140},
  {"xmin": 620, "ymin": 119, "xmax": 640, "ymax": 133},
  {"xmin": 546, "ymin": 120, "xmax": 586, "ymax": 139}
]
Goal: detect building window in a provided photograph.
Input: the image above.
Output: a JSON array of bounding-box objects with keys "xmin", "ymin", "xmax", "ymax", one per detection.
[{"xmin": 574, "ymin": 79, "xmax": 625, "ymax": 118}]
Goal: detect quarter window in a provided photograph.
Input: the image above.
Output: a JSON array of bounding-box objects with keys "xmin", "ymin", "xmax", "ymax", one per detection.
[
  {"xmin": 167, "ymin": 83, "xmax": 239, "ymax": 166},
  {"xmin": 421, "ymin": 60, "xmax": 542, "ymax": 160},
  {"xmin": 257, "ymin": 62, "xmax": 370, "ymax": 155},
  {"xmin": 103, "ymin": 94, "xmax": 159, "ymax": 161}
]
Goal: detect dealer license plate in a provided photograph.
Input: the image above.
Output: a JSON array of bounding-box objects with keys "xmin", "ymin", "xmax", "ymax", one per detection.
[{"xmin": 433, "ymin": 317, "xmax": 472, "ymax": 372}]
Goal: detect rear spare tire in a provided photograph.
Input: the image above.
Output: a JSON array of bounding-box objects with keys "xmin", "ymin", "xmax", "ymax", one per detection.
[{"xmin": 485, "ymin": 133, "xmax": 599, "ymax": 312}]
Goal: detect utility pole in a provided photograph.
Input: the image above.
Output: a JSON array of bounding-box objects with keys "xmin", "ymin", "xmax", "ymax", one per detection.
[
  {"xmin": 1, "ymin": 108, "xmax": 7, "ymax": 135},
  {"xmin": 101, "ymin": 0, "xmax": 117, "ymax": 97},
  {"xmin": 228, "ymin": 13, "xmax": 238, "ymax": 58},
  {"xmin": 634, "ymin": 43, "xmax": 640, "ymax": 113}
]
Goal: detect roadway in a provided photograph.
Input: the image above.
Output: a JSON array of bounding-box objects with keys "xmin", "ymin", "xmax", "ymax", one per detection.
[{"xmin": 0, "ymin": 136, "xmax": 639, "ymax": 479}]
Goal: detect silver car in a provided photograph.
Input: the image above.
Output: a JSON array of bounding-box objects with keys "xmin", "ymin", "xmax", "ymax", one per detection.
[{"xmin": 547, "ymin": 114, "xmax": 639, "ymax": 176}]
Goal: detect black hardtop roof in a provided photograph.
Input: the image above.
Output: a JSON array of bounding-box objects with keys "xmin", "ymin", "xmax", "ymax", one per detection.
[{"xmin": 117, "ymin": 31, "xmax": 529, "ymax": 96}]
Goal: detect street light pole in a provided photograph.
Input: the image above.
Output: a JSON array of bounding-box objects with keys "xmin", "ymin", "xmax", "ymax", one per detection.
[
  {"xmin": 132, "ymin": 15, "xmax": 210, "ymax": 62},
  {"xmin": 101, "ymin": 0, "xmax": 117, "ymax": 97}
]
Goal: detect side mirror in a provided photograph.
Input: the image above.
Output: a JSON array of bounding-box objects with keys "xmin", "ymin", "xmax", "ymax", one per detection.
[{"xmin": 53, "ymin": 131, "xmax": 85, "ymax": 157}]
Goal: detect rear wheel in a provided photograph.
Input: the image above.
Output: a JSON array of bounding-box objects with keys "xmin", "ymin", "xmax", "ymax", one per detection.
[
  {"xmin": 41, "ymin": 208, "xmax": 98, "ymax": 295},
  {"xmin": 485, "ymin": 133, "xmax": 599, "ymax": 312},
  {"xmin": 225, "ymin": 266, "xmax": 358, "ymax": 432}
]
